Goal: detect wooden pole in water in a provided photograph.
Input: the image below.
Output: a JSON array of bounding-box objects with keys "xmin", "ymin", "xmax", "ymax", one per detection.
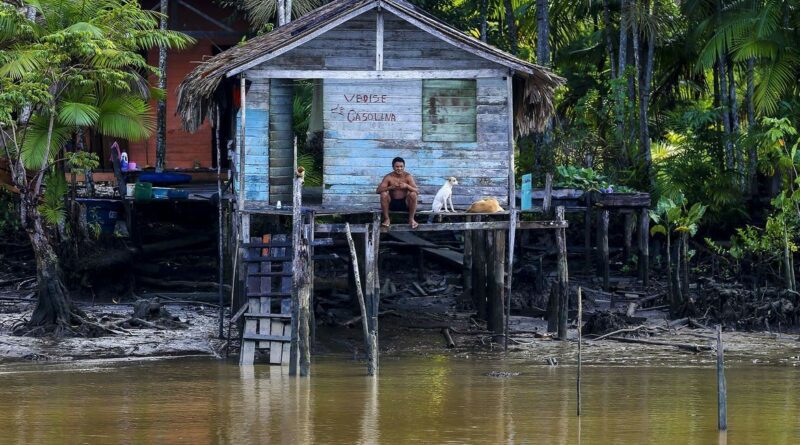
[
  {"xmin": 299, "ymin": 214, "xmax": 312, "ymax": 377},
  {"xmin": 717, "ymin": 324, "xmax": 727, "ymax": 431},
  {"xmin": 345, "ymin": 222, "xmax": 376, "ymax": 376},
  {"xmin": 556, "ymin": 206, "xmax": 569, "ymax": 340},
  {"xmin": 289, "ymin": 169, "xmax": 305, "ymax": 376},
  {"xmin": 577, "ymin": 287, "xmax": 582, "ymax": 416}
]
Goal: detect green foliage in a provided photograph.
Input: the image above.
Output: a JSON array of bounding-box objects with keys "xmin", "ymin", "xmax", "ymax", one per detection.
[
  {"xmin": 0, "ymin": 188, "xmax": 21, "ymax": 236},
  {"xmin": 38, "ymin": 172, "xmax": 67, "ymax": 226},
  {"xmin": 649, "ymin": 193, "xmax": 707, "ymax": 238},
  {"xmin": 555, "ymin": 165, "xmax": 610, "ymax": 192}
]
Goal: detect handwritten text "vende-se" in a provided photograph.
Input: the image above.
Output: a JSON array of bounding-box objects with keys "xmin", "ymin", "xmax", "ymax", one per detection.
[{"xmin": 344, "ymin": 94, "xmax": 388, "ymax": 103}]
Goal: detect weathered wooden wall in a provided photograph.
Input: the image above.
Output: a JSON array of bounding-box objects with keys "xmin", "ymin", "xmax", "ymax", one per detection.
[
  {"xmin": 382, "ymin": 14, "xmax": 498, "ymax": 70},
  {"xmin": 322, "ymin": 77, "xmax": 509, "ymax": 207},
  {"xmin": 239, "ymin": 9, "xmax": 511, "ymax": 208}
]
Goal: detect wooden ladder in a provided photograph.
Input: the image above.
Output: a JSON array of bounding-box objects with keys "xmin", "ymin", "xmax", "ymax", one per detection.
[{"xmin": 239, "ymin": 234, "xmax": 293, "ymax": 365}]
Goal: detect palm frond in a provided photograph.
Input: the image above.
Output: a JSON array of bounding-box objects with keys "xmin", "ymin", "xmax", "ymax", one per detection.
[
  {"xmin": 96, "ymin": 95, "xmax": 154, "ymax": 142},
  {"xmin": 20, "ymin": 114, "xmax": 72, "ymax": 170},
  {"xmin": 58, "ymin": 101, "xmax": 100, "ymax": 127}
]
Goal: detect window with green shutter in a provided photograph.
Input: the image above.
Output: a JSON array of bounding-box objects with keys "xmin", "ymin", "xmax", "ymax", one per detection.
[{"xmin": 422, "ymin": 79, "xmax": 477, "ymax": 142}]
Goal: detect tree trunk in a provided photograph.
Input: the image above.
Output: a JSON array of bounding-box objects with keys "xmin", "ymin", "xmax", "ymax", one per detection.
[
  {"xmin": 728, "ymin": 58, "xmax": 743, "ymax": 189},
  {"xmin": 480, "ymin": 0, "xmax": 488, "ymax": 42},
  {"xmin": 666, "ymin": 224, "xmax": 676, "ymax": 316},
  {"xmin": 629, "ymin": 1, "xmax": 640, "ymax": 153},
  {"xmin": 603, "ymin": 0, "xmax": 617, "ymax": 79},
  {"xmin": 503, "ymin": 0, "xmax": 518, "ymax": 55},
  {"xmin": 718, "ymin": 56, "xmax": 733, "ymax": 170},
  {"xmin": 155, "ymin": 0, "xmax": 168, "ymax": 173},
  {"xmin": 681, "ymin": 231, "xmax": 690, "ymax": 299},
  {"xmin": 26, "ymin": 206, "xmax": 72, "ymax": 331},
  {"xmin": 639, "ymin": 0, "xmax": 656, "ymax": 193},
  {"xmin": 616, "ymin": 0, "xmax": 628, "ymax": 149},
  {"xmin": 746, "ymin": 57, "xmax": 757, "ymax": 195},
  {"xmin": 536, "ymin": 0, "xmax": 550, "ymax": 66}
]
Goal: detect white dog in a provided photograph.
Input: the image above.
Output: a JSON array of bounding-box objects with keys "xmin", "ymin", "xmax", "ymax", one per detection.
[{"xmin": 431, "ymin": 177, "xmax": 458, "ymax": 213}]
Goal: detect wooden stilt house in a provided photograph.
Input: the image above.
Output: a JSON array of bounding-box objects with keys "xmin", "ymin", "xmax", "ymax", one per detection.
[
  {"xmin": 176, "ymin": 0, "xmax": 565, "ymax": 370},
  {"xmin": 177, "ymin": 0, "xmax": 563, "ymax": 208}
]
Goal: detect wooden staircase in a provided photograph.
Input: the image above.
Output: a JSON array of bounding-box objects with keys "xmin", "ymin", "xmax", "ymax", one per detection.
[{"xmin": 239, "ymin": 234, "xmax": 293, "ymax": 365}]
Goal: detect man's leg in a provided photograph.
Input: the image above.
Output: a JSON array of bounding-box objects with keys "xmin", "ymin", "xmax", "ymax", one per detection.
[
  {"xmin": 380, "ymin": 191, "xmax": 391, "ymax": 226},
  {"xmin": 406, "ymin": 191, "xmax": 418, "ymax": 228}
]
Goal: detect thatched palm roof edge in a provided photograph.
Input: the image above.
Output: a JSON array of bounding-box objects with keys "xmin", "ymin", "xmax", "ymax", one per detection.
[{"xmin": 176, "ymin": 0, "xmax": 564, "ymax": 135}]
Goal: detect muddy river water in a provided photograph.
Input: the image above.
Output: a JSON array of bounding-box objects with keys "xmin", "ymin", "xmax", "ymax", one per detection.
[{"xmin": 0, "ymin": 355, "xmax": 797, "ymax": 444}]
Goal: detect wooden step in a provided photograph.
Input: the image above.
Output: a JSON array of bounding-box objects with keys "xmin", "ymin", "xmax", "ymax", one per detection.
[
  {"xmin": 247, "ymin": 271, "xmax": 293, "ymax": 277},
  {"xmin": 242, "ymin": 333, "xmax": 290, "ymax": 342},
  {"xmin": 243, "ymin": 312, "xmax": 291, "ymax": 319},
  {"xmin": 246, "ymin": 292, "xmax": 291, "ymax": 298},
  {"xmin": 244, "ymin": 256, "xmax": 293, "ymax": 263}
]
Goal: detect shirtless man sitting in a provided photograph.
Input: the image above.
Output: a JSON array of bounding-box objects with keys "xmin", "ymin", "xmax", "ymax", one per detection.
[{"xmin": 376, "ymin": 157, "xmax": 419, "ymax": 228}]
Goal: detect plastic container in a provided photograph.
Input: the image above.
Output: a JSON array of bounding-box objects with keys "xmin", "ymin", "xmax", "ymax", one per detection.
[
  {"xmin": 133, "ymin": 182, "xmax": 152, "ymax": 201},
  {"xmin": 152, "ymin": 187, "xmax": 170, "ymax": 199},
  {"xmin": 77, "ymin": 199, "xmax": 122, "ymax": 234},
  {"xmin": 168, "ymin": 189, "xmax": 189, "ymax": 200}
]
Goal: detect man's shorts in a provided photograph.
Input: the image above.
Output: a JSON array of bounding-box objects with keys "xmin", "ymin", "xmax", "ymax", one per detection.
[{"xmin": 389, "ymin": 198, "xmax": 408, "ymax": 212}]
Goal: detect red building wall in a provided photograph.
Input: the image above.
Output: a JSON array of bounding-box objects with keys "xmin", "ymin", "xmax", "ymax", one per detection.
[{"xmin": 127, "ymin": 1, "xmax": 244, "ymax": 169}]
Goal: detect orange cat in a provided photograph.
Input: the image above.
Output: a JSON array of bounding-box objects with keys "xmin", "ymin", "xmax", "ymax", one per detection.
[{"xmin": 466, "ymin": 198, "xmax": 504, "ymax": 213}]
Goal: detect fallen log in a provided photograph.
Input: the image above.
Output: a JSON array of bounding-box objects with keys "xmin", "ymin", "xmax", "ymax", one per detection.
[{"xmin": 605, "ymin": 336, "xmax": 713, "ymax": 352}]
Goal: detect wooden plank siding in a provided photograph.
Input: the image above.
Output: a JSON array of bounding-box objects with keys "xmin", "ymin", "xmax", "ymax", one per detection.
[
  {"xmin": 269, "ymin": 79, "xmax": 295, "ymax": 203},
  {"xmin": 322, "ymin": 77, "xmax": 510, "ymax": 208},
  {"xmin": 235, "ymin": 80, "xmax": 270, "ymax": 202}
]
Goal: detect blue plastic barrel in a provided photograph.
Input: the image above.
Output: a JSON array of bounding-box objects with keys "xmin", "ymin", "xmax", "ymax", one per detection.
[{"xmin": 77, "ymin": 198, "xmax": 123, "ymax": 234}]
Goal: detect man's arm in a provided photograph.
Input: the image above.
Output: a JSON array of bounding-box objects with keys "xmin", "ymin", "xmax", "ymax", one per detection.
[
  {"xmin": 402, "ymin": 174, "xmax": 419, "ymax": 193},
  {"xmin": 376, "ymin": 175, "xmax": 393, "ymax": 194}
]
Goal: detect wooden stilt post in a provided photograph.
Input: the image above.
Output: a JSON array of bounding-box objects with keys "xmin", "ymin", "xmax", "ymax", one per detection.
[
  {"xmin": 461, "ymin": 215, "xmax": 473, "ymax": 309},
  {"xmin": 345, "ymin": 223, "xmax": 377, "ymax": 376},
  {"xmin": 473, "ymin": 217, "xmax": 487, "ymax": 320},
  {"xmin": 639, "ymin": 207, "xmax": 650, "ymax": 286},
  {"xmin": 238, "ymin": 213, "xmax": 254, "ymax": 366},
  {"xmin": 488, "ymin": 229, "xmax": 506, "ymax": 342},
  {"xmin": 717, "ymin": 325, "xmax": 727, "ymax": 431},
  {"xmin": 556, "ymin": 206, "xmax": 569, "ymax": 340},
  {"xmin": 215, "ymin": 110, "xmax": 224, "ymax": 339},
  {"xmin": 504, "ymin": 209, "xmax": 517, "ymax": 351},
  {"xmin": 543, "ymin": 174, "xmax": 553, "ymax": 215},
  {"xmin": 623, "ymin": 211, "xmax": 634, "ymax": 262},
  {"xmin": 308, "ymin": 210, "xmax": 316, "ymax": 351},
  {"xmin": 600, "ymin": 209, "xmax": 610, "ymax": 290},
  {"xmin": 584, "ymin": 194, "xmax": 592, "ymax": 273},
  {"xmin": 577, "ymin": 286, "xmax": 583, "ymax": 416}
]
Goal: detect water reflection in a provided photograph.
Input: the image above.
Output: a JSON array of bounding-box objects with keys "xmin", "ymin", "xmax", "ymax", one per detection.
[{"xmin": 0, "ymin": 357, "xmax": 797, "ymax": 444}]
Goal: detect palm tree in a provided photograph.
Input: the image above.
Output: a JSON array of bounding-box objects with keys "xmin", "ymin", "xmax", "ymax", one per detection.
[
  {"xmin": 0, "ymin": 0, "xmax": 192, "ymax": 334},
  {"xmin": 229, "ymin": 0, "xmax": 319, "ymax": 29}
]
